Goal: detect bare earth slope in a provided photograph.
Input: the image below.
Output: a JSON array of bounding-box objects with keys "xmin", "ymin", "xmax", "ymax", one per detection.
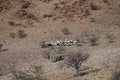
[{"xmin": 0, "ymin": 0, "xmax": 120, "ymax": 80}]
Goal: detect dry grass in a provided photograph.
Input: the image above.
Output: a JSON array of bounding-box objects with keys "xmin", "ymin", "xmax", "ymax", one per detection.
[{"xmin": 0, "ymin": 0, "xmax": 120, "ymax": 80}]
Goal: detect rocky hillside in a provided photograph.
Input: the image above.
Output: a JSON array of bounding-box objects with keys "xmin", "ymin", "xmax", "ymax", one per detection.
[{"xmin": 0, "ymin": 0, "xmax": 120, "ymax": 80}]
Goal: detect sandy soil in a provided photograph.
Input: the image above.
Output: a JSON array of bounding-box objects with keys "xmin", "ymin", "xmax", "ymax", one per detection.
[{"xmin": 0, "ymin": 0, "xmax": 120, "ymax": 80}]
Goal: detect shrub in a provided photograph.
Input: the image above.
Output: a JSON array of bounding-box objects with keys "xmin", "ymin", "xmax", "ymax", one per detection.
[
  {"xmin": 61, "ymin": 28, "xmax": 71, "ymax": 35},
  {"xmin": 53, "ymin": 3, "xmax": 59, "ymax": 10},
  {"xmin": 106, "ymin": 34, "xmax": 115, "ymax": 43},
  {"xmin": 21, "ymin": 1, "xmax": 30, "ymax": 9},
  {"xmin": 8, "ymin": 21, "xmax": 15, "ymax": 26},
  {"xmin": 90, "ymin": 17, "xmax": 96, "ymax": 22},
  {"xmin": 42, "ymin": 14, "xmax": 52, "ymax": 19},
  {"xmin": 30, "ymin": 65, "xmax": 43, "ymax": 76},
  {"xmin": 40, "ymin": 0, "xmax": 52, "ymax": 3},
  {"xmin": 0, "ymin": 44, "xmax": 3, "ymax": 51},
  {"xmin": 90, "ymin": 3, "xmax": 101, "ymax": 10},
  {"xmin": 58, "ymin": 46, "xmax": 65, "ymax": 52},
  {"xmin": 50, "ymin": 50, "xmax": 63, "ymax": 62},
  {"xmin": 75, "ymin": 39, "xmax": 83, "ymax": 47},
  {"xmin": 103, "ymin": 0, "xmax": 111, "ymax": 5},
  {"xmin": 64, "ymin": 51, "xmax": 89, "ymax": 76},
  {"xmin": 12, "ymin": 65, "xmax": 46, "ymax": 80},
  {"xmin": 111, "ymin": 71, "xmax": 120, "ymax": 80},
  {"xmin": 110, "ymin": 55, "xmax": 120, "ymax": 80},
  {"xmin": 42, "ymin": 49, "xmax": 51, "ymax": 59},
  {"xmin": 0, "ymin": 44, "xmax": 8, "ymax": 52},
  {"xmin": 12, "ymin": 71, "xmax": 30, "ymax": 80},
  {"xmin": 50, "ymin": 53, "xmax": 63, "ymax": 62},
  {"xmin": 89, "ymin": 36, "xmax": 99, "ymax": 46},
  {"xmin": 10, "ymin": 32, "xmax": 16, "ymax": 38},
  {"xmin": 40, "ymin": 41, "xmax": 50, "ymax": 48},
  {"xmin": 18, "ymin": 30, "xmax": 27, "ymax": 38}
]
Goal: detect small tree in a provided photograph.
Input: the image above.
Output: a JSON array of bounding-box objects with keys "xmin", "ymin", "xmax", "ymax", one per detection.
[{"xmin": 64, "ymin": 51, "xmax": 89, "ymax": 76}]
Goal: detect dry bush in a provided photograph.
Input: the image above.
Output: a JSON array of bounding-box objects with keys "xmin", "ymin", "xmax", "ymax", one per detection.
[
  {"xmin": 40, "ymin": 0, "xmax": 53, "ymax": 3},
  {"xmin": 61, "ymin": 27, "xmax": 71, "ymax": 35},
  {"xmin": 21, "ymin": 1, "xmax": 30, "ymax": 9},
  {"xmin": 106, "ymin": 33, "xmax": 115, "ymax": 43},
  {"xmin": 103, "ymin": 0, "xmax": 111, "ymax": 5},
  {"xmin": 18, "ymin": 30, "xmax": 27, "ymax": 38},
  {"xmin": 10, "ymin": 32, "xmax": 16, "ymax": 38},
  {"xmin": 40, "ymin": 41, "xmax": 51, "ymax": 48},
  {"xmin": 12, "ymin": 65, "xmax": 46, "ymax": 80},
  {"xmin": 8, "ymin": 21, "xmax": 15, "ymax": 26},
  {"xmin": 110, "ymin": 55, "xmax": 120, "ymax": 80},
  {"xmin": 111, "ymin": 71, "xmax": 120, "ymax": 80},
  {"xmin": 90, "ymin": 3, "xmax": 101, "ymax": 10},
  {"xmin": 53, "ymin": 0, "xmax": 90, "ymax": 20},
  {"xmin": 15, "ymin": 1, "xmax": 38, "ymax": 22},
  {"xmin": 111, "ymin": 65, "xmax": 120, "ymax": 80},
  {"xmin": 64, "ymin": 51, "xmax": 89, "ymax": 76},
  {"xmin": 0, "ymin": 0, "xmax": 13, "ymax": 12},
  {"xmin": 42, "ymin": 49, "xmax": 51, "ymax": 59},
  {"xmin": 88, "ymin": 36, "xmax": 99, "ymax": 46},
  {"xmin": 50, "ymin": 48, "xmax": 64, "ymax": 62},
  {"xmin": 0, "ymin": 43, "xmax": 3, "ymax": 51},
  {"xmin": 0, "ymin": 0, "xmax": 23, "ymax": 12},
  {"xmin": 42, "ymin": 14, "xmax": 52, "ymax": 19},
  {"xmin": 16, "ymin": 9, "xmax": 38, "ymax": 21}
]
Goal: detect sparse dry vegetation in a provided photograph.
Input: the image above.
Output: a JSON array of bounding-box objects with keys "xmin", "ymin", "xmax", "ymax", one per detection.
[
  {"xmin": 0, "ymin": 43, "xmax": 3, "ymax": 51},
  {"xmin": 10, "ymin": 32, "xmax": 16, "ymax": 38},
  {"xmin": 106, "ymin": 33, "xmax": 115, "ymax": 43},
  {"xmin": 18, "ymin": 30, "xmax": 27, "ymax": 38},
  {"xmin": 41, "ymin": 41, "xmax": 48, "ymax": 48},
  {"xmin": 42, "ymin": 49, "xmax": 51, "ymax": 59},
  {"xmin": 110, "ymin": 58, "xmax": 120, "ymax": 80},
  {"xmin": 90, "ymin": 3, "xmax": 101, "ymax": 10},
  {"xmin": 50, "ymin": 49, "xmax": 64, "ymax": 62},
  {"xmin": 12, "ymin": 65, "xmax": 46, "ymax": 80},
  {"xmin": 64, "ymin": 51, "xmax": 89, "ymax": 76},
  {"xmin": 61, "ymin": 28, "xmax": 71, "ymax": 35},
  {"xmin": 40, "ymin": 0, "xmax": 53, "ymax": 3},
  {"xmin": 111, "ymin": 71, "xmax": 120, "ymax": 80},
  {"xmin": 0, "ymin": 0, "xmax": 120, "ymax": 80},
  {"xmin": 89, "ymin": 36, "xmax": 99, "ymax": 46}
]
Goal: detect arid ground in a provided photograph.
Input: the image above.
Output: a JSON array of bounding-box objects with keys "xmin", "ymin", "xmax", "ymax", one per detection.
[{"xmin": 0, "ymin": 0, "xmax": 120, "ymax": 80}]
